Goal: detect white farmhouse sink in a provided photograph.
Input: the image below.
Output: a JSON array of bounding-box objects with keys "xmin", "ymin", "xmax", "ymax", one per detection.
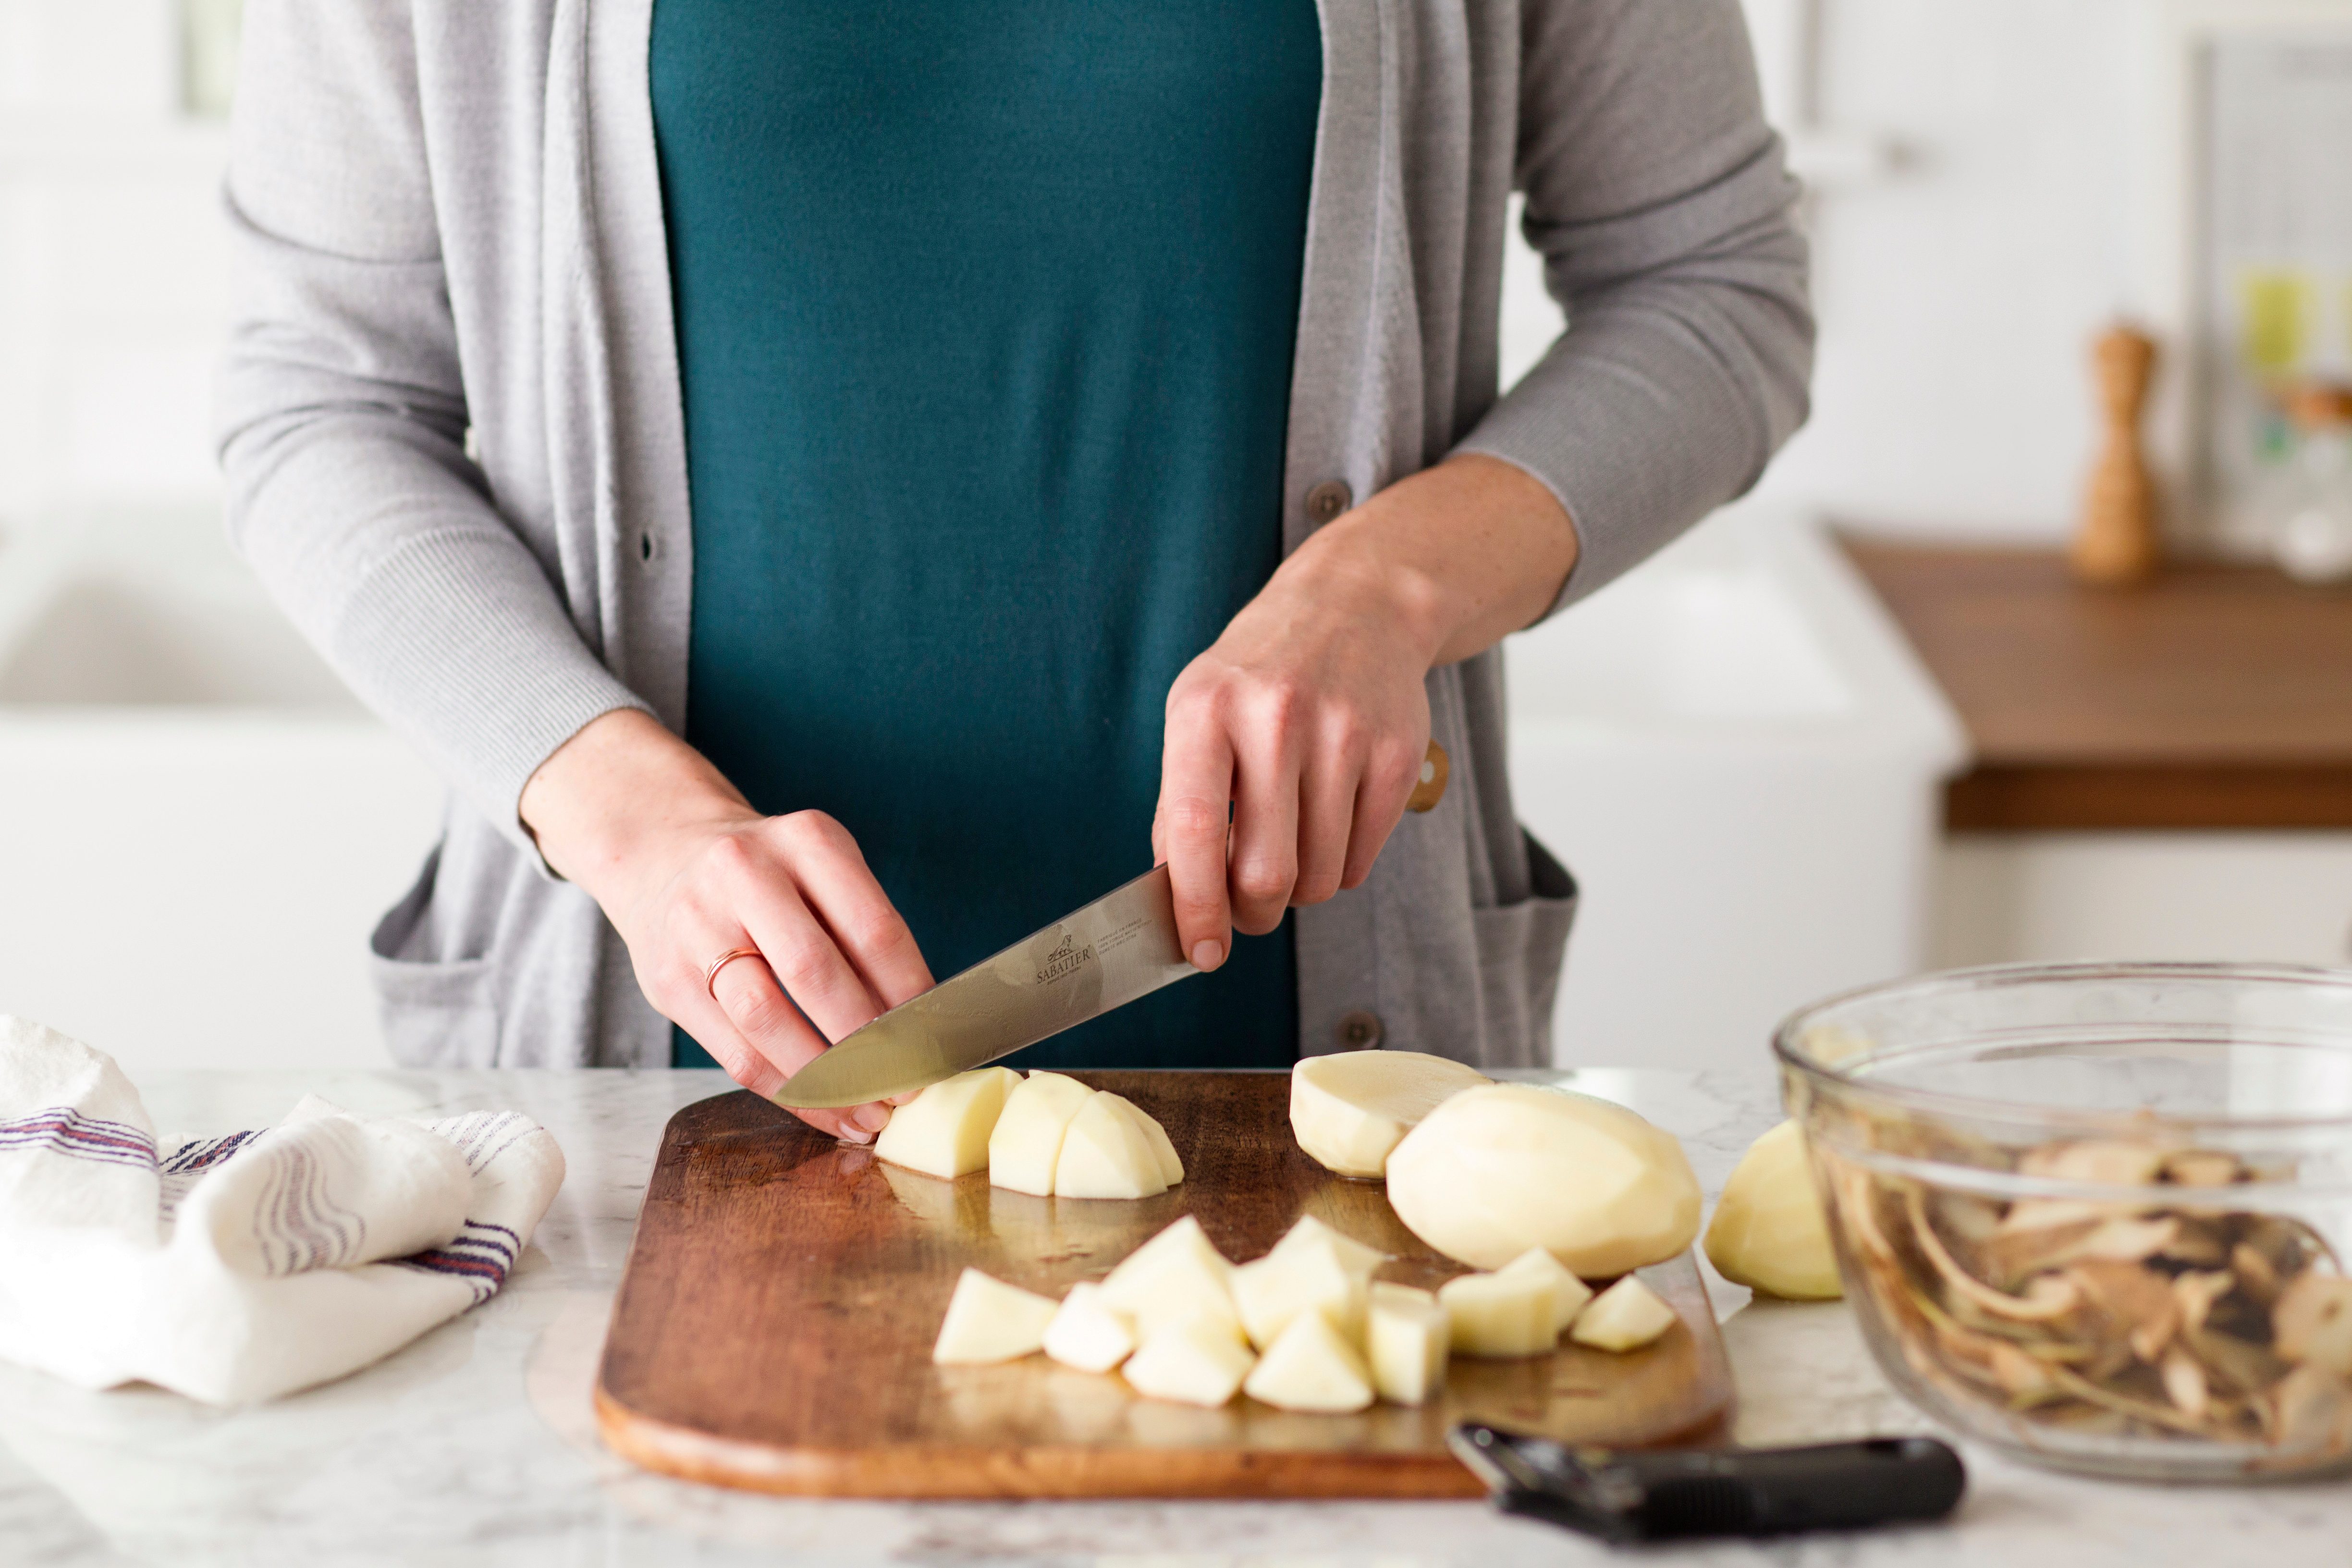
[
  {"xmin": 1506, "ymin": 506, "xmax": 1967, "ymax": 1074},
  {"xmin": 0, "ymin": 517, "xmax": 443, "ymax": 1074}
]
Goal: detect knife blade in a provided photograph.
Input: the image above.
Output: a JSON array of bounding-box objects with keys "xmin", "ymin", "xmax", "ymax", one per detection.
[
  {"xmin": 773, "ymin": 740, "xmax": 1450, "ymax": 1109},
  {"xmin": 772, "ymin": 863, "xmax": 1196, "ymax": 1108}
]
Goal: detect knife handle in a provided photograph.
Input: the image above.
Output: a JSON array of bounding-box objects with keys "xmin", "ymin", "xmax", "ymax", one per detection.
[{"xmin": 1406, "ymin": 741, "xmax": 1449, "ymax": 813}]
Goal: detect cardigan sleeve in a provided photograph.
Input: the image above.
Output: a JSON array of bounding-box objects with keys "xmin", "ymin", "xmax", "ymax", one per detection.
[
  {"xmin": 214, "ymin": 0, "xmax": 649, "ymax": 858},
  {"xmin": 1454, "ymin": 0, "xmax": 1814, "ymax": 613}
]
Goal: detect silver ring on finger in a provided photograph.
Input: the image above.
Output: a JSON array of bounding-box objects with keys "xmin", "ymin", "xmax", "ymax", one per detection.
[{"xmin": 702, "ymin": 945, "xmax": 765, "ymax": 1000}]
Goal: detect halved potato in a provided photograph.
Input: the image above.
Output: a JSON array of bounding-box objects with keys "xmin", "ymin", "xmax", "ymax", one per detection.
[
  {"xmin": 1385, "ymin": 1084, "xmax": 1701, "ymax": 1274},
  {"xmin": 1289, "ymin": 1050, "xmax": 1491, "ymax": 1177},
  {"xmin": 1702, "ymin": 1120, "xmax": 1843, "ymax": 1300}
]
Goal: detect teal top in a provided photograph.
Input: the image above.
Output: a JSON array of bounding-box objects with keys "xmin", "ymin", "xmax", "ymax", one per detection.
[{"xmin": 651, "ymin": 0, "xmax": 1322, "ymax": 1071}]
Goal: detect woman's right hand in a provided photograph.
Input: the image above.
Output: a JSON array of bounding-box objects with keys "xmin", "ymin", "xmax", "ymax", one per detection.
[{"xmin": 519, "ymin": 709, "xmax": 933, "ymax": 1142}]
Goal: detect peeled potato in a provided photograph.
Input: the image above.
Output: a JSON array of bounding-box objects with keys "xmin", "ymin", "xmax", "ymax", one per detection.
[
  {"xmin": 1385, "ymin": 1084, "xmax": 1702, "ymax": 1275},
  {"xmin": 1497, "ymin": 1246, "xmax": 1592, "ymax": 1335},
  {"xmin": 1289, "ymin": 1050, "xmax": 1491, "ymax": 1177},
  {"xmin": 1569, "ymin": 1274, "xmax": 1677, "ymax": 1352},
  {"xmin": 1366, "ymin": 1282, "xmax": 1449, "ymax": 1406},
  {"xmin": 1243, "ymin": 1310, "xmax": 1374, "ymax": 1412},
  {"xmin": 1042, "ymin": 1282, "xmax": 1138, "ymax": 1373},
  {"xmin": 987, "ymin": 1071, "xmax": 1095, "ymax": 1196},
  {"xmin": 1231, "ymin": 1231, "xmax": 1366, "ymax": 1350},
  {"xmin": 1438, "ymin": 1267, "xmax": 1558, "ymax": 1358},
  {"xmin": 1099, "ymin": 1216, "xmax": 1241, "ymax": 1341},
  {"xmin": 1100, "ymin": 1091, "xmax": 1184, "ymax": 1187},
  {"xmin": 932, "ymin": 1268, "xmax": 1058, "ymax": 1364},
  {"xmin": 1702, "ymin": 1120, "xmax": 1843, "ymax": 1301},
  {"xmin": 1123, "ymin": 1319, "xmax": 1255, "ymax": 1407},
  {"xmin": 875, "ymin": 1066, "xmax": 1020, "ymax": 1179},
  {"xmin": 1053, "ymin": 1094, "xmax": 1169, "ymax": 1199}
]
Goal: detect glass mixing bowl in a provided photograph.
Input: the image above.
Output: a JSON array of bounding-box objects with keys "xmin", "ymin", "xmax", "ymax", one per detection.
[{"xmin": 1776, "ymin": 962, "xmax": 2352, "ymax": 1482}]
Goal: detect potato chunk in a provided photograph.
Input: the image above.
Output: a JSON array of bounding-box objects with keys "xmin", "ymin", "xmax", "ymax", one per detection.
[
  {"xmin": 1289, "ymin": 1050, "xmax": 1491, "ymax": 1177},
  {"xmin": 874, "ymin": 1066, "xmax": 1019, "ymax": 1179},
  {"xmin": 986, "ymin": 1071, "xmax": 1096, "ymax": 1196},
  {"xmin": 932, "ymin": 1268, "xmax": 1058, "ymax": 1364},
  {"xmin": 1041, "ymin": 1282, "xmax": 1138, "ymax": 1374},
  {"xmin": 1385, "ymin": 1084, "xmax": 1702, "ymax": 1274},
  {"xmin": 1232, "ymin": 1233, "xmax": 1367, "ymax": 1350},
  {"xmin": 1123, "ymin": 1319, "xmax": 1255, "ymax": 1407},
  {"xmin": 1702, "ymin": 1120, "xmax": 1843, "ymax": 1300},
  {"xmin": 1366, "ymin": 1282, "xmax": 1449, "ymax": 1406},
  {"xmin": 1099, "ymin": 1216, "xmax": 1241, "ymax": 1340},
  {"xmin": 1570, "ymin": 1274, "xmax": 1677, "ymax": 1352},
  {"xmin": 1053, "ymin": 1094, "xmax": 1170, "ymax": 1200},
  {"xmin": 1497, "ymin": 1246, "xmax": 1593, "ymax": 1335},
  {"xmin": 1100, "ymin": 1092, "xmax": 1184, "ymax": 1186},
  {"xmin": 1437, "ymin": 1267, "xmax": 1558, "ymax": 1358},
  {"xmin": 1243, "ymin": 1310, "xmax": 1374, "ymax": 1412}
]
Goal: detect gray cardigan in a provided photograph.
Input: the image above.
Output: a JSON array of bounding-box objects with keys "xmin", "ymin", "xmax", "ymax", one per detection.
[{"xmin": 216, "ymin": 0, "xmax": 1811, "ymax": 1071}]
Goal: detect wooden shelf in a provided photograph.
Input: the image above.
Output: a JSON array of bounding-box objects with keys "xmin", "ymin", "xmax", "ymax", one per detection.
[{"xmin": 1842, "ymin": 539, "xmax": 2352, "ymax": 831}]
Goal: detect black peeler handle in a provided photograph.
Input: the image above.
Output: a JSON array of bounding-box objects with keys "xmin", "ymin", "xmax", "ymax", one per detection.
[{"xmin": 1448, "ymin": 1424, "xmax": 1966, "ymax": 1544}]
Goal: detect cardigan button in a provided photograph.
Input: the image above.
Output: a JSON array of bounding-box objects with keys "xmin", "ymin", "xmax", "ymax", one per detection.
[
  {"xmin": 1335, "ymin": 1009, "xmax": 1383, "ymax": 1049},
  {"xmin": 1305, "ymin": 479, "xmax": 1353, "ymax": 526}
]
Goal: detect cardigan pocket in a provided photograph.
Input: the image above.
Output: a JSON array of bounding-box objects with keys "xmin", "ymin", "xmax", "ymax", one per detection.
[
  {"xmin": 367, "ymin": 844, "xmax": 500, "ymax": 1068},
  {"xmin": 1467, "ymin": 831, "xmax": 1579, "ymax": 1071}
]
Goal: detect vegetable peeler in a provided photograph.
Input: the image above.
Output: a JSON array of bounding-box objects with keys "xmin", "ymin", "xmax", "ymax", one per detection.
[{"xmin": 1446, "ymin": 1423, "xmax": 1966, "ymax": 1544}]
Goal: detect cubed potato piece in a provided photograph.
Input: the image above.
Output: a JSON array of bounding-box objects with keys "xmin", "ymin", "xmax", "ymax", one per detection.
[
  {"xmin": 1289, "ymin": 1050, "xmax": 1492, "ymax": 1177},
  {"xmin": 875, "ymin": 1066, "xmax": 1021, "ymax": 1179},
  {"xmin": 1100, "ymin": 1091, "xmax": 1184, "ymax": 1186},
  {"xmin": 1570, "ymin": 1275, "xmax": 1678, "ymax": 1352},
  {"xmin": 1042, "ymin": 1281, "xmax": 1139, "ymax": 1374},
  {"xmin": 1702, "ymin": 1120, "xmax": 1843, "ymax": 1300},
  {"xmin": 1231, "ymin": 1235, "xmax": 1366, "ymax": 1351},
  {"xmin": 1100, "ymin": 1216, "xmax": 1242, "ymax": 1340},
  {"xmin": 932, "ymin": 1268, "xmax": 1058, "ymax": 1364},
  {"xmin": 1367, "ymin": 1282, "xmax": 1449, "ymax": 1406},
  {"xmin": 1498, "ymin": 1247, "xmax": 1593, "ymax": 1335},
  {"xmin": 1243, "ymin": 1308, "xmax": 1375, "ymax": 1412},
  {"xmin": 1385, "ymin": 1084, "xmax": 1702, "ymax": 1275},
  {"xmin": 1054, "ymin": 1094, "xmax": 1170, "ymax": 1199},
  {"xmin": 1123, "ymin": 1319, "xmax": 1255, "ymax": 1407},
  {"xmin": 1268, "ymin": 1213, "xmax": 1385, "ymax": 1278},
  {"xmin": 987, "ymin": 1071, "xmax": 1096, "ymax": 1196},
  {"xmin": 1437, "ymin": 1267, "xmax": 1557, "ymax": 1358}
]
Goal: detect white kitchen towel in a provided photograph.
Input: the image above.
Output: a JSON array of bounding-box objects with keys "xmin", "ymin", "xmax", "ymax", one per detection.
[{"xmin": 0, "ymin": 1016, "xmax": 565, "ymax": 1405}]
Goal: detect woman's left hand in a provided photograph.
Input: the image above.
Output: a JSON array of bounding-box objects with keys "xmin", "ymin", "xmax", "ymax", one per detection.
[{"xmin": 1154, "ymin": 453, "xmax": 1579, "ymax": 970}]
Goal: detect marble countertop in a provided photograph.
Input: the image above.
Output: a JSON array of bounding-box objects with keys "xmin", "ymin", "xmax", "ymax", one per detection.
[{"xmin": 4, "ymin": 1066, "xmax": 2347, "ymax": 1567}]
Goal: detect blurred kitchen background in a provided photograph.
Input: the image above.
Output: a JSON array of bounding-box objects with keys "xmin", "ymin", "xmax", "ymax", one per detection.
[{"xmin": 3, "ymin": 0, "xmax": 2350, "ymax": 1077}]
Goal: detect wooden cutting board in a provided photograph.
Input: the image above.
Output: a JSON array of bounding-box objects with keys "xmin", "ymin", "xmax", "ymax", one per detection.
[{"xmin": 596, "ymin": 1071, "xmax": 1732, "ymax": 1498}]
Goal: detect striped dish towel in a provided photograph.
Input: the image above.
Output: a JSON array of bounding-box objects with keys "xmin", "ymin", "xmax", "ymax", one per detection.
[{"xmin": 0, "ymin": 1016, "xmax": 564, "ymax": 1405}]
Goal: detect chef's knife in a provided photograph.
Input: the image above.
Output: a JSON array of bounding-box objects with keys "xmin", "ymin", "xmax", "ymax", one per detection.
[{"xmin": 773, "ymin": 741, "xmax": 1451, "ymax": 1108}]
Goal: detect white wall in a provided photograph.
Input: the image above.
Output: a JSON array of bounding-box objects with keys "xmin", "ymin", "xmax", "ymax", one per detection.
[{"xmin": 1937, "ymin": 833, "xmax": 2352, "ymax": 968}]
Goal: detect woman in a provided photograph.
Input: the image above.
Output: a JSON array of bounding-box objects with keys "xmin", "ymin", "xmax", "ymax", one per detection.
[{"xmin": 217, "ymin": 0, "xmax": 1809, "ymax": 1143}]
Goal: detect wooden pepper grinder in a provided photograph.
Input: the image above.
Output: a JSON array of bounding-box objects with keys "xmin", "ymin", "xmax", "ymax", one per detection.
[{"xmin": 2070, "ymin": 323, "xmax": 2161, "ymax": 586}]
